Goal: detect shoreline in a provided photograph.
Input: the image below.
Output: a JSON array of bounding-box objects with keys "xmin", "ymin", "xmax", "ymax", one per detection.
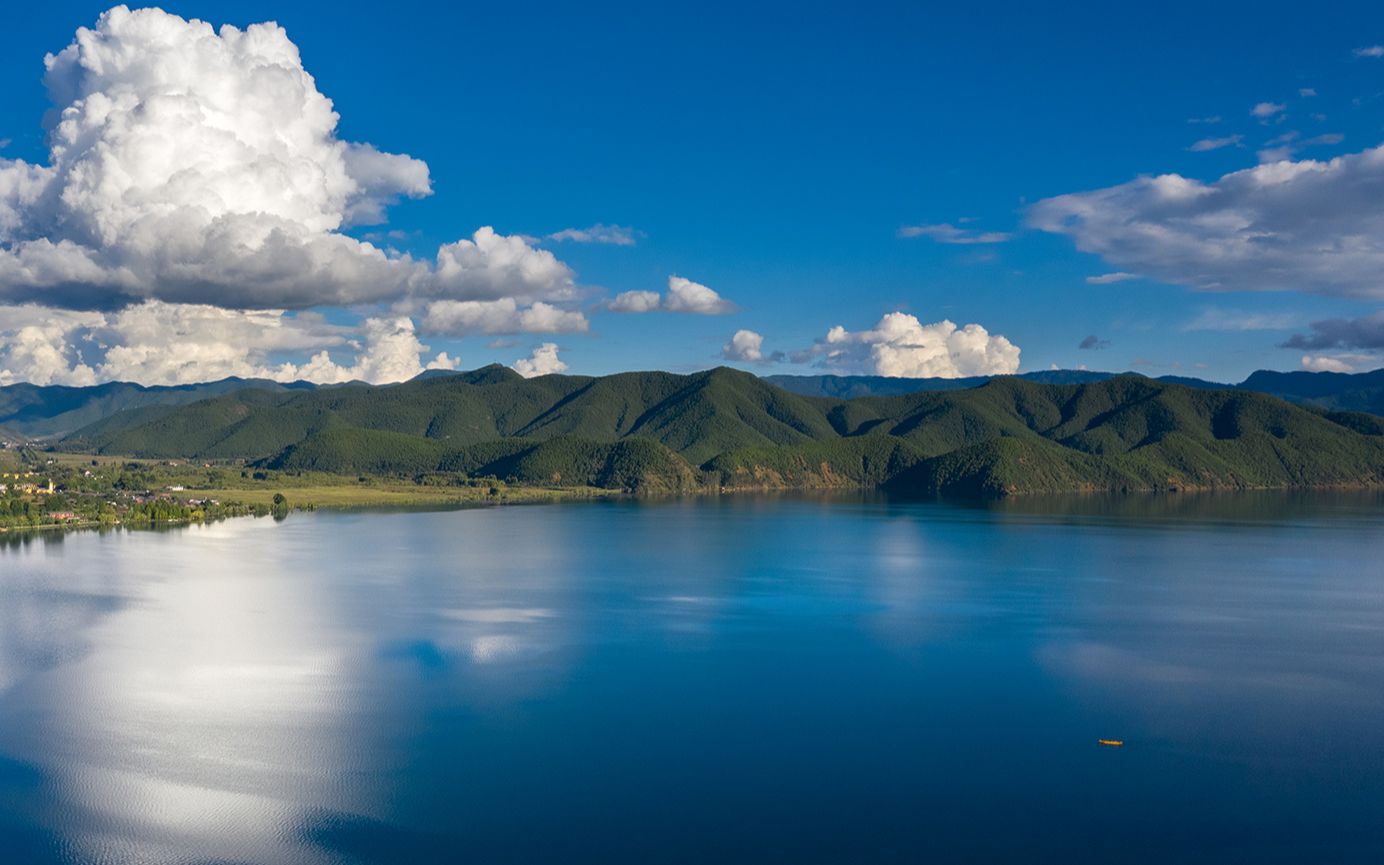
[
  {"xmin": 715, "ymin": 478, "xmax": 1384, "ymax": 498},
  {"xmin": 5, "ymin": 479, "xmax": 1382, "ymax": 541},
  {"xmin": 0, "ymin": 482, "xmax": 627, "ymax": 538}
]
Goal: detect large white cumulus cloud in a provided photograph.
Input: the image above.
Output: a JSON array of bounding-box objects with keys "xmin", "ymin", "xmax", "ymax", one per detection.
[
  {"xmin": 0, "ymin": 6, "xmax": 586, "ymax": 386},
  {"xmin": 0, "ymin": 5, "xmax": 573, "ymax": 311},
  {"xmin": 799, "ymin": 312, "xmax": 1020, "ymax": 378},
  {"xmin": 1028, "ymin": 145, "xmax": 1384, "ymax": 300},
  {"xmin": 1, "ymin": 6, "xmax": 411, "ymax": 307}
]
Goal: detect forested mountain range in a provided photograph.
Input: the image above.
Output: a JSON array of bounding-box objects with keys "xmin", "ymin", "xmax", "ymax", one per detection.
[
  {"xmin": 6, "ymin": 365, "xmax": 1380, "ymax": 441},
  {"xmin": 43, "ymin": 365, "xmax": 1384, "ymax": 497}
]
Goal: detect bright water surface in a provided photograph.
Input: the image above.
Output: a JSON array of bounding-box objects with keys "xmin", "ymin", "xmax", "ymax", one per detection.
[{"xmin": 1, "ymin": 493, "xmax": 1382, "ymax": 864}]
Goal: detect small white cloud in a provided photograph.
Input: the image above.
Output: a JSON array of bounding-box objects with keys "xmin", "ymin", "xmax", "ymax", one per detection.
[
  {"xmin": 1188, "ymin": 134, "xmax": 1243, "ymax": 152},
  {"xmin": 607, "ymin": 290, "xmax": 663, "ymax": 313},
  {"xmin": 420, "ymin": 298, "xmax": 588, "ymax": 336},
  {"xmin": 1251, "ymin": 102, "xmax": 1286, "ymax": 119},
  {"xmin": 722, "ymin": 329, "xmax": 765, "ymax": 362},
  {"xmin": 1300, "ymin": 354, "xmax": 1355, "ymax": 373},
  {"xmin": 1353, "ymin": 45, "xmax": 1384, "ymax": 58},
  {"xmin": 1187, "ymin": 115, "xmax": 1222, "ymax": 124},
  {"xmin": 1299, "ymin": 87, "xmax": 1317, "ymax": 97},
  {"xmin": 512, "ymin": 343, "xmax": 567, "ymax": 378},
  {"xmin": 1085, "ymin": 272, "xmax": 1139, "ymax": 285},
  {"xmin": 796, "ymin": 312, "xmax": 1020, "ymax": 378},
  {"xmin": 720, "ymin": 329, "xmax": 782, "ymax": 364},
  {"xmin": 544, "ymin": 224, "xmax": 641, "ymax": 246},
  {"xmin": 665, "ymin": 276, "xmax": 735, "ymax": 314},
  {"xmin": 607, "ymin": 277, "xmax": 735, "ymax": 315},
  {"xmin": 898, "ymin": 223, "xmax": 1012, "ymax": 244}
]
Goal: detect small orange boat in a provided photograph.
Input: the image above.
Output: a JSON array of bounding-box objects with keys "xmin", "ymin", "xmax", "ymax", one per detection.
[{"xmin": 1097, "ymin": 739, "xmax": 1124, "ymax": 747}]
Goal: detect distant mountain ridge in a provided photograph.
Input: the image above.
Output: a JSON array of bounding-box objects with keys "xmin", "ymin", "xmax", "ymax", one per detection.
[
  {"xmin": 0, "ymin": 376, "xmax": 337, "ymax": 439},
  {"xmin": 49, "ymin": 366, "xmax": 1384, "ymax": 497},
  {"xmin": 1238, "ymin": 369, "xmax": 1384, "ymax": 415},
  {"xmin": 764, "ymin": 370, "xmax": 1224, "ymax": 399},
  {"xmin": 766, "ymin": 368, "xmax": 1384, "ymax": 415}
]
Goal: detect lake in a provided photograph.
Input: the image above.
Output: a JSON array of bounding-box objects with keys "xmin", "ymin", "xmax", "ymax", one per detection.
[{"xmin": 1, "ymin": 493, "xmax": 1382, "ymax": 864}]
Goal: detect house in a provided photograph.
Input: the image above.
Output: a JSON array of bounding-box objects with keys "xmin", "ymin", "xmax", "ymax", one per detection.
[{"xmin": 47, "ymin": 511, "xmax": 77, "ymax": 522}]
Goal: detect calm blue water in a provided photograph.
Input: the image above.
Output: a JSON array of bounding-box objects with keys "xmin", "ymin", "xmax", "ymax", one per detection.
[{"xmin": 1, "ymin": 493, "xmax": 1382, "ymax": 864}]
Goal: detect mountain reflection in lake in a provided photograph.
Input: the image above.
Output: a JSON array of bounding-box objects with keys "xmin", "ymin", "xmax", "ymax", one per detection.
[{"xmin": 1, "ymin": 493, "xmax": 1382, "ymax": 864}]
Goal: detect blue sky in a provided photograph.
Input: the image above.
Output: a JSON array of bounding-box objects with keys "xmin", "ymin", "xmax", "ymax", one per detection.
[{"xmin": 2, "ymin": 1, "xmax": 1384, "ymax": 385}]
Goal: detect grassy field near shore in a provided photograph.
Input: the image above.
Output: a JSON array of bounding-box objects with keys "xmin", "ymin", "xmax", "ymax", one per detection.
[
  {"xmin": 192, "ymin": 482, "xmax": 620, "ymax": 509},
  {"xmin": 3, "ymin": 448, "xmax": 627, "ymax": 535}
]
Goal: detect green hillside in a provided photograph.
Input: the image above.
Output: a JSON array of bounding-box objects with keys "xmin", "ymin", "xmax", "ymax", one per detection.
[
  {"xmin": 60, "ymin": 367, "xmax": 1384, "ymax": 497},
  {"xmin": 264, "ymin": 427, "xmax": 698, "ymax": 493},
  {"xmin": 68, "ymin": 367, "xmax": 835, "ymax": 461}
]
